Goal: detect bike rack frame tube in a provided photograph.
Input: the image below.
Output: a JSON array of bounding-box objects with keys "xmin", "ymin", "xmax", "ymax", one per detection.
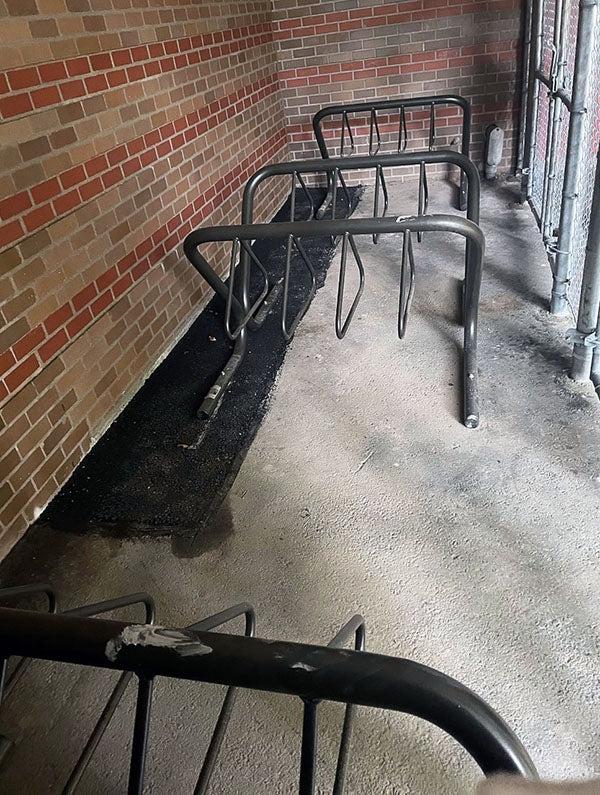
[
  {"xmin": 0, "ymin": 607, "xmax": 537, "ymax": 780},
  {"xmin": 186, "ymin": 151, "xmax": 480, "ymax": 424},
  {"xmin": 312, "ymin": 95, "xmax": 471, "ymax": 212},
  {"xmin": 241, "ymin": 150, "xmax": 479, "ymax": 227},
  {"xmin": 185, "ymin": 213, "xmax": 484, "ymax": 428}
]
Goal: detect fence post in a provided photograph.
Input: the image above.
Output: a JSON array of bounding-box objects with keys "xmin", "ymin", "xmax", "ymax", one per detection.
[
  {"xmin": 521, "ymin": 0, "xmax": 543, "ymax": 201},
  {"xmin": 550, "ymin": 0, "xmax": 599, "ymax": 315},
  {"xmin": 571, "ymin": 147, "xmax": 600, "ymax": 380}
]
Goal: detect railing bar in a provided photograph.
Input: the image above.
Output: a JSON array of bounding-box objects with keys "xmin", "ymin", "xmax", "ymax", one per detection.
[
  {"xmin": 299, "ymin": 700, "xmax": 318, "ymax": 795},
  {"xmin": 127, "ymin": 676, "xmax": 154, "ymax": 795}
]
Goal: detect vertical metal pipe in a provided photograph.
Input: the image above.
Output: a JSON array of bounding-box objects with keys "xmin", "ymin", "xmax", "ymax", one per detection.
[
  {"xmin": 128, "ymin": 676, "xmax": 154, "ymax": 795},
  {"xmin": 517, "ymin": 0, "xmax": 533, "ymax": 172},
  {"xmin": 591, "ymin": 312, "xmax": 600, "ymax": 393},
  {"xmin": 571, "ymin": 147, "xmax": 600, "ymax": 380},
  {"xmin": 541, "ymin": 0, "xmax": 568, "ymax": 240},
  {"xmin": 522, "ymin": 0, "xmax": 544, "ymax": 200},
  {"xmin": 551, "ymin": 0, "xmax": 599, "ymax": 314},
  {"xmin": 299, "ymin": 700, "xmax": 318, "ymax": 795}
]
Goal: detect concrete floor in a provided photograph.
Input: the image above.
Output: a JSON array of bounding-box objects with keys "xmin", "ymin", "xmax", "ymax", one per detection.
[{"xmin": 1, "ymin": 178, "xmax": 600, "ymax": 793}]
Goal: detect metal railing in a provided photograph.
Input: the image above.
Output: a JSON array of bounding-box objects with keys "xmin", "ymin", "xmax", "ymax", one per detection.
[
  {"xmin": 186, "ymin": 150, "xmax": 482, "ymax": 428},
  {"xmin": 0, "ymin": 587, "xmax": 537, "ymax": 793},
  {"xmin": 312, "ymin": 95, "xmax": 471, "ymax": 216}
]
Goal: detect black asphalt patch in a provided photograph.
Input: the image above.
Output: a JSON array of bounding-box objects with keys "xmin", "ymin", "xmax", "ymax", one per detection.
[{"xmin": 36, "ymin": 187, "xmax": 362, "ymax": 538}]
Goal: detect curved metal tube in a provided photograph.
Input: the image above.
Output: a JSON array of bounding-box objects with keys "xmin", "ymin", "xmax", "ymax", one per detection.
[
  {"xmin": 0, "ymin": 607, "xmax": 536, "ymax": 780},
  {"xmin": 185, "ymin": 213, "xmax": 483, "ymax": 428},
  {"xmin": 312, "ymin": 95, "xmax": 471, "ymax": 213},
  {"xmin": 242, "ymin": 150, "xmax": 479, "ymax": 227}
]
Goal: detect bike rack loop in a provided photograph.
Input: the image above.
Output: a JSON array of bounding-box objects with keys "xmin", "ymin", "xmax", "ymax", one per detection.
[
  {"xmin": 312, "ymin": 94, "xmax": 472, "ymax": 213},
  {"xmin": 0, "ymin": 604, "xmax": 537, "ymax": 790},
  {"xmin": 188, "ymin": 150, "xmax": 480, "ymax": 423},
  {"xmin": 184, "ymin": 213, "xmax": 484, "ymax": 428}
]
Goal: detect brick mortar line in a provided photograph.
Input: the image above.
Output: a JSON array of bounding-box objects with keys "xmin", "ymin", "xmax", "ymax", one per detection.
[
  {"xmin": 0, "ymin": 128, "xmax": 287, "ymax": 408},
  {"xmin": 0, "ymin": 73, "xmax": 280, "ymax": 250},
  {"xmin": 273, "ymin": 0, "xmax": 520, "ymax": 39},
  {"xmin": 0, "ymin": 49, "xmax": 279, "ymax": 200},
  {"xmin": 0, "ymin": 23, "xmax": 274, "ymax": 121},
  {"xmin": 277, "ymin": 38, "xmax": 518, "ymax": 82}
]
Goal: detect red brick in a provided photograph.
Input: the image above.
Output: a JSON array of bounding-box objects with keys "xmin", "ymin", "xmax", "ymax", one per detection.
[
  {"xmin": 72, "ymin": 282, "xmax": 97, "ymax": 311},
  {"xmin": 66, "ymin": 308, "xmax": 92, "ymax": 338},
  {"xmin": 96, "ymin": 265, "xmax": 118, "ymax": 291},
  {"xmin": 31, "ymin": 177, "xmax": 61, "ymax": 204},
  {"xmin": 91, "ymin": 290, "xmax": 112, "ymax": 316},
  {"xmin": 60, "ymin": 80, "xmax": 86, "ymax": 100},
  {"xmin": 107, "ymin": 69, "xmax": 127, "ymax": 87},
  {"xmin": 0, "ymin": 349, "xmax": 16, "ymax": 377},
  {"xmin": 4, "ymin": 354, "xmax": 38, "ymax": 392},
  {"xmin": 84, "ymin": 154, "xmax": 108, "ymax": 177},
  {"xmin": 31, "ymin": 86, "xmax": 61, "ymax": 108},
  {"xmin": 112, "ymin": 272, "xmax": 133, "ymax": 298},
  {"xmin": 7, "ymin": 67, "xmax": 40, "ymax": 91},
  {"xmin": 66, "ymin": 57, "xmax": 91, "ymax": 77},
  {"xmin": 0, "ymin": 191, "xmax": 31, "ymax": 220},
  {"xmin": 59, "ymin": 165, "xmax": 86, "ymax": 190},
  {"xmin": 44, "ymin": 303, "xmax": 73, "ymax": 334},
  {"xmin": 12, "ymin": 325, "xmax": 44, "ymax": 359},
  {"xmin": 0, "ymin": 93, "xmax": 34, "ymax": 118},
  {"xmin": 39, "ymin": 329, "xmax": 68, "ymax": 362},
  {"xmin": 101, "ymin": 166, "xmax": 122, "ymax": 189},
  {"xmin": 90, "ymin": 53, "xmax": 113, "ymax": 70},
  {"xmin": 22, "ymin": 203, "xmax": 54, "ymax": 232},
  {"xmin": 84, "ymin": 74, "xmax": 109, "ymax": 93},
  {"xmin": 38, "ymin": 62, "xmax": 68, "ymax": 82},
  {"xmin": 79, "ymin": 177, "xmax": 103, "ymax": 200},
  {"xmin": 112, "ymin": 49, "xmax": 132, "ymax": 66},
  {"xmin": 53, "ymin": 189, "xmax": 81, "ymax": 215}
]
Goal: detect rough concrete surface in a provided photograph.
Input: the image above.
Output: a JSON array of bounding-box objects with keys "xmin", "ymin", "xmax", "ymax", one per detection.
[{"xmin": 1, "ymin": 179, "xmax": 599, "ymax": 794}]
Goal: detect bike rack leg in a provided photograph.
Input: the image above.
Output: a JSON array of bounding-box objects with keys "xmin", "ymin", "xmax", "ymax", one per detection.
[
  {"xmin": 463, "ymin": 241, "xmax": 481, "ymax": 428},
  {"xmin": 197, "ymin": 332, "xmax": 246, "ymax": 420}
]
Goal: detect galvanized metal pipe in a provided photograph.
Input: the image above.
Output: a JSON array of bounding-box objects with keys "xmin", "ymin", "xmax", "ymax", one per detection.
[
  {"xmin": 522, "ymin": 0, "xmax": 544, "ymax": 200},
  {"xmin": 541, "ymin": 0, "xmax": 569, "ymax": 241},
  {"xmin": 551, "ymin": 0, "xmax": 599, "ymax": 314},
  {"xmin": 571, "ymin": 147, "xmax": 600, "ymax": 380},
  {"xmin": 517, "ymin": 0, "xmax": 533, "ymax": 172}
]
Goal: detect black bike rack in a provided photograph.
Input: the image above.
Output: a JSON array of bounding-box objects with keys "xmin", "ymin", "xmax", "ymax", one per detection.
[
  {"xmin": 0, "ymin": 585, "xmax": 537, "ymax": 793},
  {"xmin": 312, "ymin": 94, "xmax": 472, "ymax": 217},
  {"xmin": 184, "ymin": 150, "xmax": 483, "ymax": 428}
]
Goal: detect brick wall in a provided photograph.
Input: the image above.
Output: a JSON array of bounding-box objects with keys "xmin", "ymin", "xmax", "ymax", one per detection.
[
  {"xmin": 0, "ymin": 0, "xmax": 524, "ymax": 553},
  {"xmin": 0, "ymin": 1, "xmax": 290, "ymax": 549},
  {"xmin": 273, "ymin": 0, "xmax": 523, "ymax": 175}
]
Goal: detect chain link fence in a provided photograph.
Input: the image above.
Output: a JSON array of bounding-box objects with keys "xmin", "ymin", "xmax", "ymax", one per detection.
[{"xmin": 524, "ymin": 0, "xmax": 600, "ymax": 322}]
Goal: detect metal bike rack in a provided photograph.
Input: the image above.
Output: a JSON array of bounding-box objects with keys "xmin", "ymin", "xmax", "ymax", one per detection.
[
  {"xmin": 184, "ymin": 212, "xmax": 484, "ymax": 429},
  {"xmin": 185, "ymin": 150, "xmax": 482, "ymax": 428},
  {"xmin": 312, "ymin": 95, "xmax": 472, "ymax": 217},
  {"xmin": 0, "ymin": 585, "xmax": 537, "ymax": 793}
]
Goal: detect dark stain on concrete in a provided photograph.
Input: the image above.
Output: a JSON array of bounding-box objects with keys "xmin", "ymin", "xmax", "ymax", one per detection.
[{"xmin": 23, "ymin": 187, "xmax": 362, "ymax": 545}]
